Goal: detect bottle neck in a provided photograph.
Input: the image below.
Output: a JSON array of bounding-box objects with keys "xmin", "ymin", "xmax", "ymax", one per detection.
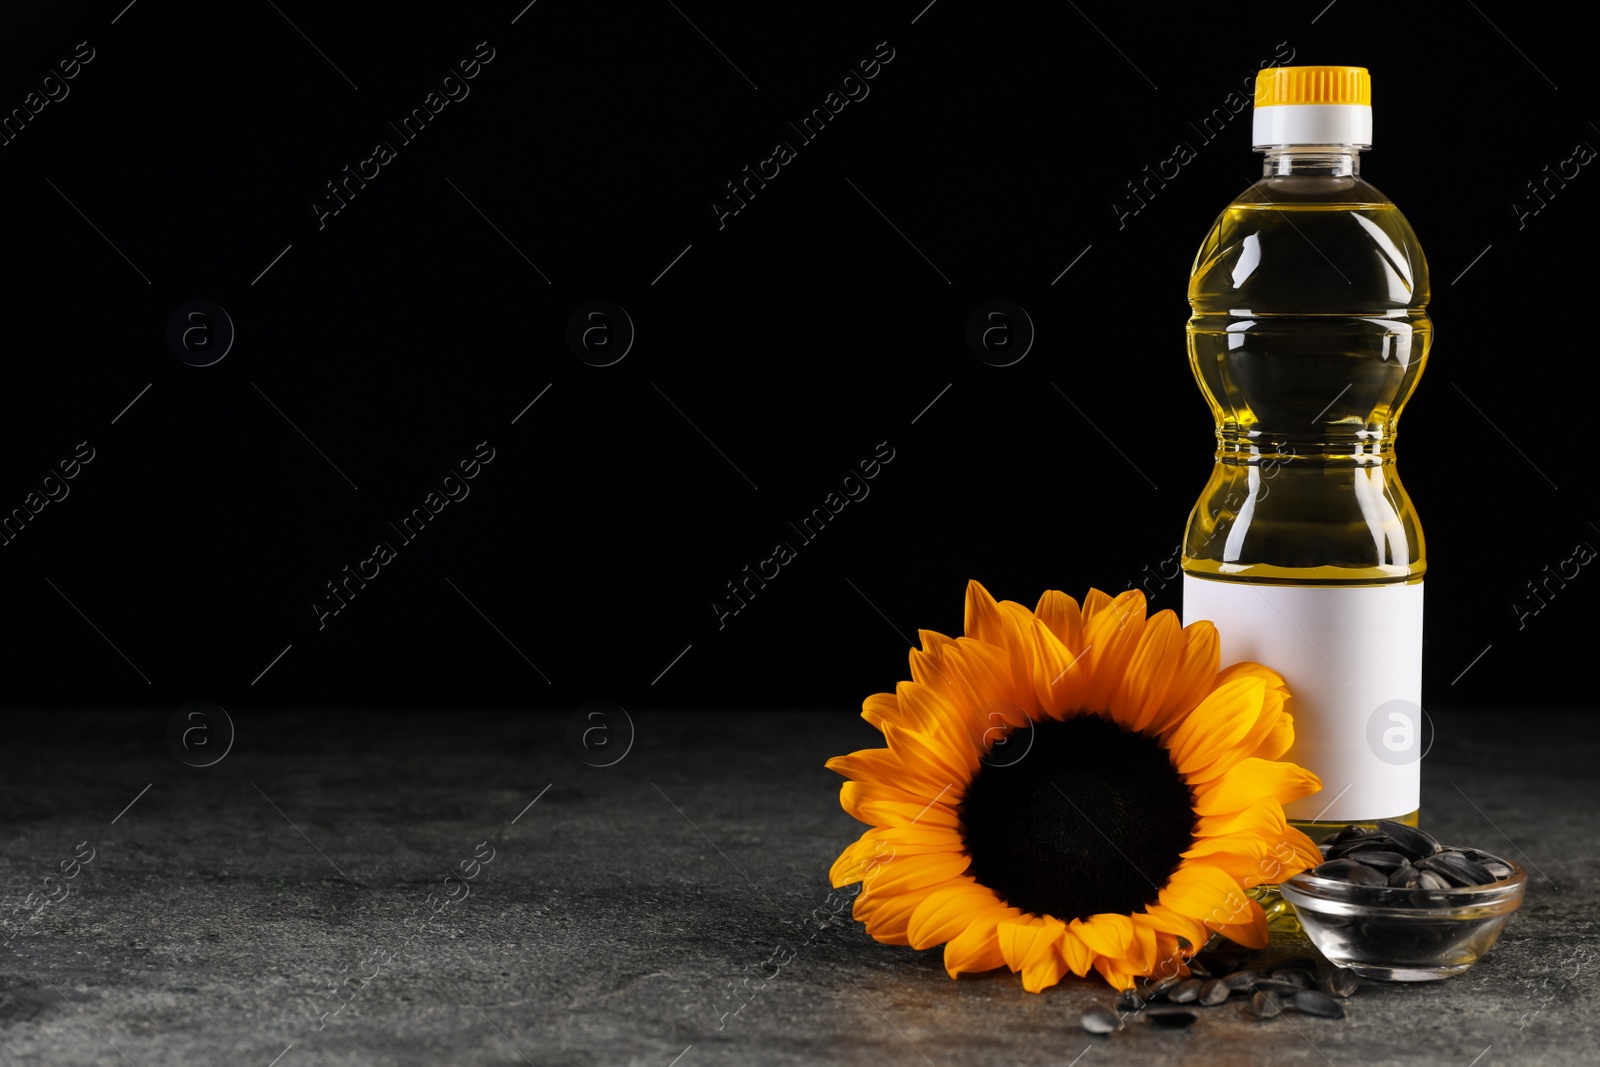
[{"xmin": 1260, "ymin": 146, "xmax": 1362, "ymax": 177}]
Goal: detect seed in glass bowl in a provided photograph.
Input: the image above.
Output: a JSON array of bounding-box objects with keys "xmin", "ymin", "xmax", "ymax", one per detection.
[
  {"xmin": 1387, "ymin": 862, "xmax": 1419, "ymax": 887},
  {"xmin": 1343, "ymin": 849, "xmax": 1409, "ymax": 872},
  {"xmin": 1377, "ymin": 820, "xmax": 1442, "ymax": 860},
  {"xmin": 1420, "ymin": 851, "xmax": 1495, "ymax": 887}
]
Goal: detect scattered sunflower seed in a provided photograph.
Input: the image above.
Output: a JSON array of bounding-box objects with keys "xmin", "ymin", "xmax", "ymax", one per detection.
[
  {"xmin": 1271, "ymin": 968, "xmax": 1313, "ymax": 989},
  {"xmin": 1199, "ymin": 979, "xmax": 1231, "ymax": 1006},
  {"xmin": 1325, "ymin": 968, "xmax": 1360, "ymax": 997},
  {"xmin": 1148, "ymin": 974, "xmax": 1183, "ymax": 997},
  {"xmin": 1251, "ymin": 990, "xmax": 1283, "ymax": 1019},
  {"xmin": 1081, "ymin": 1006, "xmax": 1122, "ymax": 1034},
  {"xmin": 1146, "ymin": 1009, "xmax": 1199, "ymax": 1028},
  {"xmin": 1222, "ymin": 970, "xmax": 1260, "ymax": 991},
  {"xmin": 1249, "ymin": 978, "xmax": 1302, "ymax": 996},
  {"xmin": 1115, "ymin": 989, "xmax": 1147, "ymax": 1013},
  {"xmin": 1294, "ymin": 989, "xmax": 1346, "ymax": 1019},
  {"xmin": 1168, "ymin": 978, "xmax": 1203, "ymax": 1003}
]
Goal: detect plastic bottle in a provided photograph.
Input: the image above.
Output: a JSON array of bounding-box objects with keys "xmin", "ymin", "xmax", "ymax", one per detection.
[{"xmin": 1181, "ymin": 66, "xmax": 1431, "ymax": 830}]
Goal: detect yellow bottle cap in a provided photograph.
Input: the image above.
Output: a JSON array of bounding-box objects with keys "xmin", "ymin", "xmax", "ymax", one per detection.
[
  {"xmin": 1252, "ymin": 66, "xmax": 1373, "ymax": 148},
  {"xmin": 1254, "ymin": 66, "xmax": 1371, "ymax": 108}
]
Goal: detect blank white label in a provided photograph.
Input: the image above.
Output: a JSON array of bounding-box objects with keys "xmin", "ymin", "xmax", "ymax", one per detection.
[{"xmin": 1182, "ymin": 576, "xmax": 1424, "ymax": 822}]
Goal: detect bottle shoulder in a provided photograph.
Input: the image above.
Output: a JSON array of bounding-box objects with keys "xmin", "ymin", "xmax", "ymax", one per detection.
[{"xmin": 1190, "ymin": 177, "xmax": 1430, "ymax": 313}]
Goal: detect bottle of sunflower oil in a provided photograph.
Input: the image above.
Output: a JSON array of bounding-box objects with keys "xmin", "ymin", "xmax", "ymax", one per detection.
[{"xmin": 1181, "ymin": 67, "xmax": 1430, "ymax": 836}]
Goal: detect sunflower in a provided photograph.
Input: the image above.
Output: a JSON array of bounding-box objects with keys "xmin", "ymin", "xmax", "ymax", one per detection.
[{"xmin": 826, "ymin": 580, "xmax": 1325, "ymax": 992}]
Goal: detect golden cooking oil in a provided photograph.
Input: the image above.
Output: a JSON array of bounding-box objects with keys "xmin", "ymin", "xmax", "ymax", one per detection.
[{"xmin": 1181, "ymin": 67, "xmax": 1432, "ymax": 837}]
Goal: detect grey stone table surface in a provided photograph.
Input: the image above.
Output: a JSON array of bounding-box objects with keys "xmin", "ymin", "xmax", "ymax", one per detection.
[{"xmin": 2, "ymin": 708, "xmax": 1597, "ymax": 1067}]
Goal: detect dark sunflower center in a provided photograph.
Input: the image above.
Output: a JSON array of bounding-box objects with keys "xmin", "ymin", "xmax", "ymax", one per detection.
[{"xmin": 959, "ymin": 715, "xmax": 1195, "ymax": 921}]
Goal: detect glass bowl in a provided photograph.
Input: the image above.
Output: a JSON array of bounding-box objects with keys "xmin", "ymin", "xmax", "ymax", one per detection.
[{"xmin": 1280, "ymin": 847, "xmax": 1527, "ymax": 980}]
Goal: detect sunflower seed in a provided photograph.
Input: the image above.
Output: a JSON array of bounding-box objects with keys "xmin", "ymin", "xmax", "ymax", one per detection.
[
  {"xmin": 1483, "ymin": 860, "xmax": 1513, "ymax": 881},
  {"xmin": 1421, "ymin": 851, "xmax": 1496, "ymax": 887},
  {"xmin": 1185, "ymin": 957, "xmax": 1213, "ymax": 980},
  {"xmin": 1081, "ymin": 1006, "xmax": 1122, "ymax": 1034},
  {"xmin": 1313, "ymin": 858, "xmax": 1370, "ymax": 879},
  {"xmin": 1250, "ymin": 978, "xmax": 1303, "ymax": 996},
  {"xmin": 1321, "ymin": 823, "xmax": 1371, "ymax": 845},
  {"xmin": 1148, "ymin": 974, "xmax": 1183, "ymax": 997},
  {"xmin": 1222, "ymin": 969, "xmax": 1261, "ymax": 991},
  {"xmin": 1199, "ymin": 978, "xmax": 1231, "ymax": 1006},
  {"xmin": 1294, "ymin": 989, "xmax": 1346, "ymax": 1018},
  {"xmin": 1251, "ymin": 990, "xmax": 1283, "ymax": 1019},
  {"xmin": 1417, "ymin": 870, "xmax": 1451, "ymax": 891},
  {"xmin": 1271, "ymin": 968, "xmax": 1314, "ymax": 989},
  {"xmin": 1377, "ymin": 820, "xmax": 1441, "ymax": 860},
  {"xmin": 1388, "ymin": 862, "xmax": 1420, "ymax": 887},
  {"xmin": 1345, "ymin": 863, "xmax": 1390, "ymax": 886},
  {"xmin": 1168, "ymin": 978, "xmax": 1204, "ymax": 1003},
  {"xmin": 1343, "ymin": 849, "xmax": 1409, "ymax": 872},
  {"xmin": 1325, "ymin": 968, "xmax": 1360, "ymax": 997},
  {"xmin": 1145, "ymin": 1009, "xmax": 1198, "ymax": 1028},
  {"xmin": 1115, "ymin": 989, "xmax": 1147, "ymax": 1012}
]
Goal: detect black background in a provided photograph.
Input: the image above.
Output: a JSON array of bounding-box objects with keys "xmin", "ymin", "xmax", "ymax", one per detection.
[{"xmin": 2, "ymin": 1, "xmax": 1595, "ymax": 715}]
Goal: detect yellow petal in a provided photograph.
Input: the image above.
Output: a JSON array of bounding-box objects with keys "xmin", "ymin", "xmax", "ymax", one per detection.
[
  {"xmin": 1190, "ymin": 758, "xmax": 1322, "ymax": 815},
  {"xmin": 855, "ymin": 879, "xmax": 948, "ymax": 946},
  {"xmin": 1021, "ymin": 943, "xmax": 1070, "ymax": 993},
  {"xmin": 941, "ymin": 638, "xmax": 1032, "ymax": 729},
  {"xmin": 943, "ymin": 903, "xmax": 1021, "ymax": 977},
  {"xmin": 1081, "ymin": 590, "xmax": 1148, "ymax": 713},
  {"xmin": 1069, "ymin": 912, "xmax": 1135, "ymax": 959},
  {"xmin": 1110, "ymin": 610, "xmax": 1184, "ymax": 733},
  {"xmin": 997, "ymin": 914, "xmax": 1066, "ymax": 974},
  {"xmin": 1192, "ymin": 801, "xmax": 1285, "ymax": 839},
  {"xmin": 906, "ymin": 880, "xmax": 1004, "ymax": 950},
  {"xmin": 963, "ymin": 579, "xmax": 1007, "ymax": 646},
  {"xmin": 1136, "ymin": 902, "xmax": 1209, "ymax": 951},
  {"xmin": 850, "ymin": 793, "xmax": 963, "ymax": 829},
  {"xmin": 1164, "ymin": 676, "xmax": 1266, "ymax": 776},
  {"xmin": 1034, "ymin": 589, "xmax": 1084, "ymax": 655},
  {"xmin": 1211, "ymin": 897, "xmax": 1269, "ymax": 949},
  {"xmin": 1157, "ymin": 863, "xmax": 1247, "ymax": 925},
  {"xmin": 1057, "ymin": 927, "xmax": 1094, "ymax": 977},
  {"xmin": 883, "ymin": 716, "xmax": 974, "ymax": 789},
  {"xmin": 1028, "ymin": 616, "xmax": 1087, "ymax": 718},
  {"xmin": 1150, "ymin": 620, "xmax": 1221, "ymax": 734},
  {"xmin": 1093, "ymin": 956, "xmax": 1139, "ymax": 991},
  {"xmin": 858, "ymin": 851, "xmax": 971, "ymax": 898},
  {"xmin": 860, "ymin": 691, "xmax": 900, "ymax": 732},
  {"xmin": 826, "ymin": 748, "xmax": 952, "ymax": 799}
]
